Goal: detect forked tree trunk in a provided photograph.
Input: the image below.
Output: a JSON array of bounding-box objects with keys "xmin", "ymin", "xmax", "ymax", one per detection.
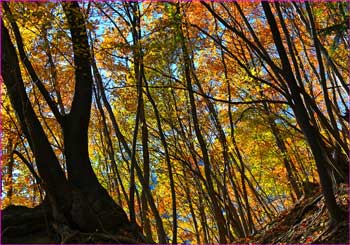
[{"xmin": 2, "ymin": 2, "xmax": 142, "ymax": 242}]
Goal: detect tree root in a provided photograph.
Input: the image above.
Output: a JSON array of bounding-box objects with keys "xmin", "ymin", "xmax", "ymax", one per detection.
[{"xmin": 2, "ymin": 203, "xmax": 146, "ymax": 244}]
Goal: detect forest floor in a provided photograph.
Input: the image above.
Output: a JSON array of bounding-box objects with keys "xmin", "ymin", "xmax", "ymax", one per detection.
[
  {"xmin": 235, "ymin": 183, "xmax": 349, "ymax": 244},
  {"xmin": 2, "ymin": 184, "xmax": 349, "ymax": 244}
]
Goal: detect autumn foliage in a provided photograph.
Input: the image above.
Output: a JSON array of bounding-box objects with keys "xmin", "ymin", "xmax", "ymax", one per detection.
[{"xmin": 1, "ymin": 2, "xmax": 348, "ymax": 244}]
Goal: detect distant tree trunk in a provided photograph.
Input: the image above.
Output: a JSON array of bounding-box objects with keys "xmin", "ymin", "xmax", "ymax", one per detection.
[
  {"xmin": 218, "ymin": 43, "xmax": 256, "ymax": 234},
  {"xmin": 262, "ymin": 101, "xmax": 302, "ymax": 199},
  {"xmin": 4, "ymin": 140, "xmax": 15, "ymax": 205},
  {"xmin": 140, "ymin": 82, "xmax": 153, "ymax": 241},
  {"xmin": 92, "ymin": 53, "xmax": 163, "ymax": 243},
  {"xmin": 176, "ymin": 6, "xmax": 228, "ymax": 242},
  {"xmin": 144, "ymin": 74, "xmax": 178, "ymax": 243},
  {"xmin": 182, "ymin": 170, "xmax": 201, "ymax": 244},
  {"xmin": 125, "ymin": 3, "xmax": 168, "ymax": 243},
  {"xmin": 91, "ymin": 54, "xmax": 134, "ymax": 207},
  {"xmin": 93, "ymin": 84, "xmax": 129, "ymax": 204},
  {"xmin": 197, "ymin": 189, "xmax": 210, "ymax": 244}
]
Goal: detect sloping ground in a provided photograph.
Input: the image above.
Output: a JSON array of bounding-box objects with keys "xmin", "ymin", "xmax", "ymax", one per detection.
[
  {"xmin": 2, "ymin": 185, "xmax": 348, "ymax": 244},
  {"xmin": 236, "ymin": 184, "xmax": 349, "ymax": 244}
]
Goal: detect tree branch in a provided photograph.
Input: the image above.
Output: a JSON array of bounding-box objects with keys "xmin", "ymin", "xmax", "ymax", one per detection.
[
  {"xmin": 12, "ymin": 150, "xmax": 41, "ymax": 184},
  {"xmin": 3, "ymin": 3, "xmax": 63, "ymax": 125}
]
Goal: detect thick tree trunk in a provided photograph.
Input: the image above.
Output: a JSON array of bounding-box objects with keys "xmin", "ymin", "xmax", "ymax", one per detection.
[
  {"xmin": 2, "ymin": 2, "xmax": 143, "ymax": 242},
  {"xmin": 63, "ymin": 2, "xmax": 131, "ymax": 233}
]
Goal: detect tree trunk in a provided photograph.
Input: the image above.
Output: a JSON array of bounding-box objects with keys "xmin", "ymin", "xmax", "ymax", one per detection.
[
  {"xmin": 176, "ymin": 7, "xmax": 228, "ymax": 242},
  {"xmin": 262, "ymin": 101, "xmax": 302, "ymax": 199},
  {"xmin": 262, "ymin": 2, "xmax": 345, "ymax": 224},
  {"xmin": 2, "ymin": 2, "xmax": 144, "ymax": 242}
]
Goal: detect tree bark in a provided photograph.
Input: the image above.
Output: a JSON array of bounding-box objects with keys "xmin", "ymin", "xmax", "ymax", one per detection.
[
  {"xmin": 2, "ymin": 2, "xmax": 142, "ymax": 241},
  {"xmin": 262, "ymin": 2, "xmax": 345, "ymax": 224}
]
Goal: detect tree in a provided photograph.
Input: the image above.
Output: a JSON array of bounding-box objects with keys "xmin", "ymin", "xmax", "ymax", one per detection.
[
  {"xmin": 2, "ymin": 2, "xmax": 348, "ymax": 243},
  {"xmin": 201, "ymin": 1, "xmax": 347, "ymax": 224},
  {"xmin": 2, "ymin": 2, "xmax": 143, "ymax": 241}
]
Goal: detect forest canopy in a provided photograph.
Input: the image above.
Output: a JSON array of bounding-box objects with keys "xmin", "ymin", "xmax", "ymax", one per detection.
[{"xmin": 1, "ymin": 1, "xmax": 349, "ymax": 244}]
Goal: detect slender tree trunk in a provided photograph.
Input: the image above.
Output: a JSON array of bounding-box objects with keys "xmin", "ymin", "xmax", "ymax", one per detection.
[
  {"xmin": 182, "ymin": 170, "xmax": 201, "ymax": 244},
  {"xmin": 262, "ymin": 2, "xmax": 345, "ymax": 224},
  {"xmin": 144, "ymin": 74, "xmax": 178, "ymax": 243},
  {"xmin": 176, "ymin": 7, "xmax": 228, "ymax": 242},
  {"xmin": 4, "ymin": 140, "xmax": 15, "ymax": 204},
  {"xmin": 262, "ymin": 101, "xmax": 302, "ymax": 199}
]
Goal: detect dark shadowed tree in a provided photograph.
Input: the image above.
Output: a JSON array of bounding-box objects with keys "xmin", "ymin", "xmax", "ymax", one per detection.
[{"xmin": 2, "ymin": 2, "xmax": 144, "ymax": 241}]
